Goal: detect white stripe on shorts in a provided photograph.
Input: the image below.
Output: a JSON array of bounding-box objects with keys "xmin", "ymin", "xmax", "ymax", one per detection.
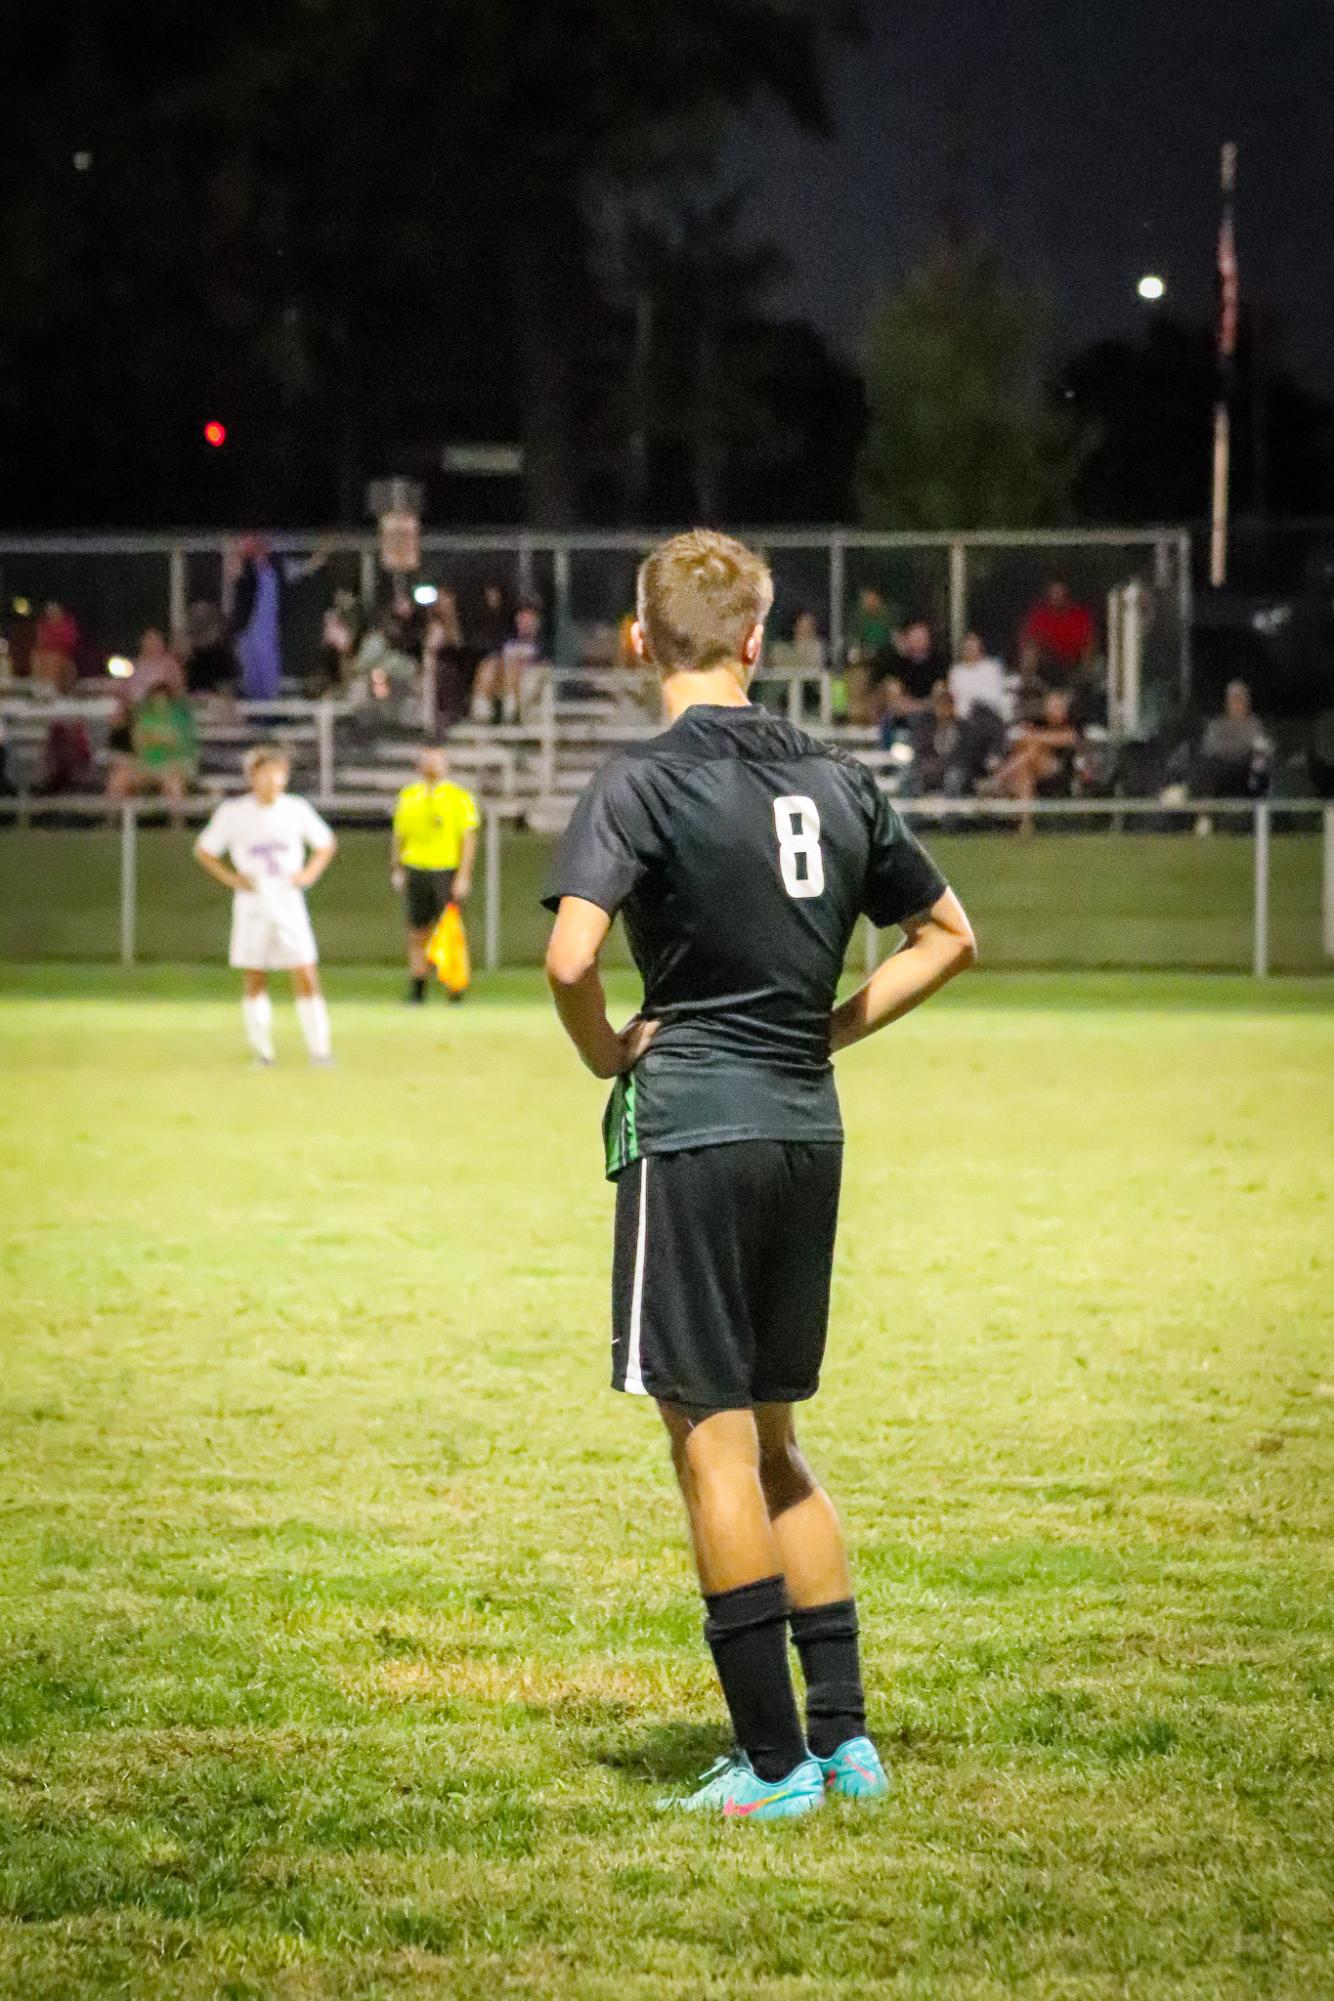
[{"xmin": 624, "ymin": 1157, "xmax": 649, "ymax": 1395}]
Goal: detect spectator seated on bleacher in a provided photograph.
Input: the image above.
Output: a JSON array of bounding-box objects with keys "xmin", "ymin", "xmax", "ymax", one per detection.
[
  {"xmin": 316, "ymin": 591, "xmax": 360, "ymax": 693},
  {"xmin": 472, "ymin": 580, "xmax": 511, "ymax": 657},
  {"xmin": 980, "ymin": 689, "xmax": 1082, "ymax": 834},
  {"xmin": 349, "ymin": 620, "xmax": 419, "ymax": 700},
  {"xmin": 904, "ymin": 683, "xmax": 969, "ymax": 798},
  {"xmin": 946, "ymin": 631, "xmax": 1011, "ymax": 724},
  {"xmin": 347, "ymin": 674, "xmax": 419, "ymax": 747},
  {"xmin": 184, "ymin": 600, "xmax": 237, "ymax": 701},
  {"xmin": 758, "ymin": 610, "xmax": 827, "ymax": 716},
  {"xmin": 1018, "ymin": 579, "xmax": 1096, "ymax": 686},
  {"xmin": 422, "ymin": 588, "xmax": 466, "ymax": 724},
  {"xmin": 1196, "ymin": 680, "xmax": 1272, "ymax": 800},
  {"xmin": 126, "ymin": 627, "xmax": 185, "ymax": 702},
  {"xmin": 1011, "ymin": 656, "xmax": 1050, "ymax": 725},
  {"xmin": 874, "ymin": 617, "xmax": 947, "ymax": 729},
  {"xmin": 470, "ymin": 604, "xmax": 547, "ymax": 725},
  {"xmin": 106, "ymin": 684, "xmax": 198, "ymax": 823},
  {"xmin": 106, "ymin": 696, "xmax": 135, "ymax": 797},
  {"xmin": 786, "ymin": 609, "xmax": 827, "ymax": 676},
  {"xmin": 844, "ymin": 587, "xmax": 895, "ymax": 723},
  {"xmin": 30, "ymin": 601, "xmax": 81, "ymax": 693},
  {"xmin": 39, "ymin": 719, "xmax": 96, "ymax": 795},
  {"xmin": 902, "ymin": 681, "xmax": 1005, "ymax": 799}
]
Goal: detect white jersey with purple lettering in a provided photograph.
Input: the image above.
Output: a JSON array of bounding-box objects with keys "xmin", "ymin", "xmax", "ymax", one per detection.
[{"xmin": 198, "ymin": 791, "xmax": 334, "ymax": 969}]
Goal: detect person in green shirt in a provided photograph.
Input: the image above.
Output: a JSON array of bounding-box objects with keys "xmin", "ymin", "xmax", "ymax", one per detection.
[
  {"xmin": 106, "ymin": 685, "xmax": 198, "ymax": 824},
  {"xmin": 845, "ymin": 587, "xmax": 896, "ymax": 724}
]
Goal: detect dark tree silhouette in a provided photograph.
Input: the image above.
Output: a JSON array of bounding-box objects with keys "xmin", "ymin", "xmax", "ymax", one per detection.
[{"xmin": 0, "ymin": 0, "xmax": 863, "ymax": 526}]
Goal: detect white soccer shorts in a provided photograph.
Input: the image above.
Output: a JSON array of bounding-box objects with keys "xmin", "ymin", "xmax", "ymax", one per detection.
[{"xmin": 228, "ymin": 889, "xmax": 319, "ymax": 970}]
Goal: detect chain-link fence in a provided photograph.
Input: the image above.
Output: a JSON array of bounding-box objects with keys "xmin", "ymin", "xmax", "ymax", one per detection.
[{"xmin": 2, "ymin": 797, "xmax": 1330, "ymax": 978}]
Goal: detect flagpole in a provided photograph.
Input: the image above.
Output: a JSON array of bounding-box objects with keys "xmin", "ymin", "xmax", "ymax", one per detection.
[{"xmin": 1210, "ymin": 142, "xmax": 1238, "ymax": 589}]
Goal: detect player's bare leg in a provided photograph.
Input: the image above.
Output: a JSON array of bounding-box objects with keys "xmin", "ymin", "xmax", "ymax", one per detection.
[
  {"xmin": 469, "ymin": 652, "xmax": 501, "ymax": 722},
  {"xmin": 756, "ymin": 1402, "xmax": 885, "ymax": 1795},
  {"xmin": 985, "ymin": 742, "xmax": 1046, "ymax": 837},
  {"xmin": 756, "ymin": 1404, "xmax": 852, "ymax": 1608},
  {"xmin": 289, "ymin": 964, "xmax": 333, "ymax": 1064},
  {"xmin": 661, "ymin": 1404, "xmax": 779, "ymax": 1591},
  {"xmin": 240, "ymin": 969, "xmax": 275, "ymax": 1065},
  {"xmin": 501, "ymin": 650, "xmax": 523, "ymax": 722},
  {"xmin": 657, "ymin": 1402, "xmax": 811, "ymax": 1788},
  {"xmin": 160, "ymin": 766, "xmax": 187, "ymax": 831},
  {"xmin": 405, "ymin": 925, "xmax": 432, "ymax": 1002},
  {"xmin": 104, "ymin": 760, "xmax": 134, "ymax": 827}
]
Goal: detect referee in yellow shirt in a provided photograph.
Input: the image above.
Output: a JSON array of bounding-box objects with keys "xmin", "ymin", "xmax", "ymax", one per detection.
[{"xmin": 391, "ymin": 745, "xmax": 480, "ymax": 1003}]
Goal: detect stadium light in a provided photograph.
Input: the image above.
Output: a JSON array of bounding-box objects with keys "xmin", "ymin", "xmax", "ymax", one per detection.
[
  {"xmin": 107, "ymin": 655, "xmax": 134, "ymax": 679},
  {"xmin": 203, "ymin": 419, "xmax": 228, "ymax": 448},
  {"xmin": 1137, "ymin": 274, "xmax": 1166, "ymax": 302},
  {"xmin": 412, "ymin": 583, "xmax": 439, "ymax": 607}
]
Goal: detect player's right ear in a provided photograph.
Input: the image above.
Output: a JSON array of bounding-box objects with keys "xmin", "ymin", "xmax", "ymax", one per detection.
[{"xmin": 629, "ymin": 620, "xmax": 649, "ymax": 663}]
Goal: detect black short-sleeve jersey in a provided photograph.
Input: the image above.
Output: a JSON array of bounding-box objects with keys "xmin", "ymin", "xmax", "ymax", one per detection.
[{"xmin": 542, "ymin": 704, "xmax": 947, "ymax": 1175}]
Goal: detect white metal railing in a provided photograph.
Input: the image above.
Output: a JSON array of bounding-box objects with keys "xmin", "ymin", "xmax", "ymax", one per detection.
[
  {"xmin": 2, "ymin": 794, "xmax": 1331, "ymax": 980},
  {"xmin": 0, "ymin": 674, "xmax": 832, "ymax": 810}
]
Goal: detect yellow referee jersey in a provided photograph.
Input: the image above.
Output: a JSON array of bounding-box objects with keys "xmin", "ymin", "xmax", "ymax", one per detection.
[{"xmin": 393, "ymin": 780, "xmax": 480, "ymax": 870}]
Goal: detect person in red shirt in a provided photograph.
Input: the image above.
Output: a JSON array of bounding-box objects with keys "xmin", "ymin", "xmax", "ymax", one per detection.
[
  {"xmin": 1018, "ymin": 580, "xmax": 1096, "ymax": 684},
  {"xmin": 31, "ymin": 601, "xmax": 81, "ymax": 692}
]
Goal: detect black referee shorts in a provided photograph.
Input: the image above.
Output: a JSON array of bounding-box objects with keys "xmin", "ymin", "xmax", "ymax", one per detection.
[
  {"xmin": 404, "ymin": 867, "xmax": 456, "ymax": 930},
  {"xmin": 610, "ymin": 1140, "xmax": 842, "ymax": 1410}
]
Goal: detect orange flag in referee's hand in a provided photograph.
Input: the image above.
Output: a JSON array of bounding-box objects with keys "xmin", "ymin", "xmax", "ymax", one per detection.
[{"xmin": 426, "ymin": 902, "xmax": 471, "ymax": 997}]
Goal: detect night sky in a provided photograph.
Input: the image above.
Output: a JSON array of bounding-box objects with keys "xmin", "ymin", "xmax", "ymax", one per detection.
[{"xmin": 727, "ymin": 0, "xmax": 1334, "ymax": 397}]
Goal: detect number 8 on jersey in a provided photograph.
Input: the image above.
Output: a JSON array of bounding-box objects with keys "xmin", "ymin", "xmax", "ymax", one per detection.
[{"xmin": 773, "ymin": 794, "xmax": 825, "ymax": 899}]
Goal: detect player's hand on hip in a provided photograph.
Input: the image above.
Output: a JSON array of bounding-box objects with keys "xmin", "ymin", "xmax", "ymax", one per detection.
[
  {"xmin": 234, "ymin": 871, "xmax": 257, "ymax": 892},
  {"xmin": 617, "ymin": 1015, "xmax": 659, "ymax": 1072}
]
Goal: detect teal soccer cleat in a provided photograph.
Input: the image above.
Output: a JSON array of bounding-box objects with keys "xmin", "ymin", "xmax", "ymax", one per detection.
[
  {"xmin": 656, "ymin": 1751, "xmax": 825, "ymax": 1821},
  {"xmin": 817, "ymin": 1736, "xmax": 892, "ymax": 1800}
]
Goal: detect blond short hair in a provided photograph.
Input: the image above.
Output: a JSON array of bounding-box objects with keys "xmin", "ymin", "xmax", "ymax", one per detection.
[
  {"xmin": 636, "ymin": 529, "xmax": 774, "ymax": 673},
  {"xmin": 244, "ymin": 743, "xmax": 291, "ymax": 779}
]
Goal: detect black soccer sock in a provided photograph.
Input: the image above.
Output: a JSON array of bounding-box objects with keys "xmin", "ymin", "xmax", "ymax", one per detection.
[
  {"xmin": 789, "ymin": 1597, "xmax": 866, "ymax": 1758},
  {"xmin": 410, "ymin": 976, "xmax": 426, "ymax": 1001},
  {"xmin": 703, "ymin": 1575, "xmax": 808, "ymax": 1782}
]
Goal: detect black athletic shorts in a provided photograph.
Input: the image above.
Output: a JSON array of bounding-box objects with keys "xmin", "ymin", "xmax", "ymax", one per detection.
[
  {"xmin": 611, "ymin": 1140, "xmax": 843, "ymax": 1409},
  {"xmin": 404, "ymin": 866, "xmax": 456, "ymax": 930}
]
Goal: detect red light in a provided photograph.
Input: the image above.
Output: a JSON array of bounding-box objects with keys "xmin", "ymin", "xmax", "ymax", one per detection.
[{"xmin": 203, "ymin": 420, "xmax": 227, "ymax": 448}]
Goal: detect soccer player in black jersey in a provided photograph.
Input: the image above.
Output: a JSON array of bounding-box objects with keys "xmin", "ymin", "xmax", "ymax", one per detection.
[{"xmin": 543, "ymin": 530, "xmax": 976, "ymax": 1821}]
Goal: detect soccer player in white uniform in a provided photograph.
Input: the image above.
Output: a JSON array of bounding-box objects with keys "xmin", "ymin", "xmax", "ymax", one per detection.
[{"xmin": 193, "ymin": 744, "xmax": 338, "ymax": 1065}]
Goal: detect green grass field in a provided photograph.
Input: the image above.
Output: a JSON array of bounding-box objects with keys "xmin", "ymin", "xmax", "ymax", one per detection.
[{"xmin": 2, "ymin": 968, "xmax": 1332, "ymax": 1998}]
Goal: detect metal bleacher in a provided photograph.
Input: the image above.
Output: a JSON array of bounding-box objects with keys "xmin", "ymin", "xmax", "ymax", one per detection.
[{"xmin": 0, "ymin": 663, "xmax": 887, "ymax": 824}]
